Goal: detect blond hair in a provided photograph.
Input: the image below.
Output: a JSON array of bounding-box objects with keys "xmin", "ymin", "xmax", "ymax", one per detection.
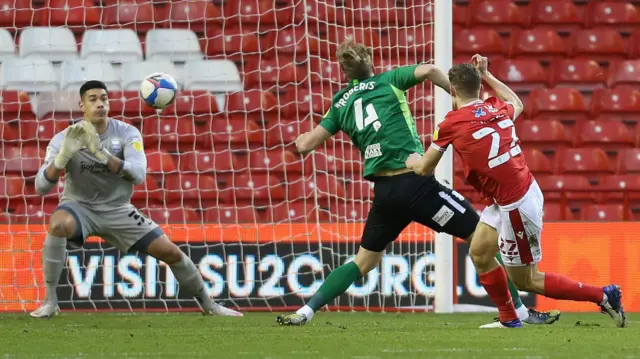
[{"xmin": 337, "ymin": 37, "xmax": 373, "ymax": 81}]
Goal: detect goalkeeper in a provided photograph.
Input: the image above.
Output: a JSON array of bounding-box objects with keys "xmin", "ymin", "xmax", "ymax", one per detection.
[
  {"xmin": 30, "ymin": 80, "xmax": 242, "ymax": 318},
  {"xmin": 277, "ymin": 39, "xmax": 559, "ymax": 326}
]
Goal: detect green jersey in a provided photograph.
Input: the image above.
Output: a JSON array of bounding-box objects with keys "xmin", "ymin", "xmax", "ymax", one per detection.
[{"xmin": 318, "ymin": 65, "xmax": 424, "ymax": 178}]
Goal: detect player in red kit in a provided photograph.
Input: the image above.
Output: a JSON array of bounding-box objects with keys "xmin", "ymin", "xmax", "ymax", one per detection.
[{"xmin": 406, "ymin": 54, "xmax": 627, "ymax": 328}]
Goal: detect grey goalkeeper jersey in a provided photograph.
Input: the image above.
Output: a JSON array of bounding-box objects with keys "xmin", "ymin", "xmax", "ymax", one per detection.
[{"xmin": 35, "ymin": 118, "xmax": 148, "ymax": 208}]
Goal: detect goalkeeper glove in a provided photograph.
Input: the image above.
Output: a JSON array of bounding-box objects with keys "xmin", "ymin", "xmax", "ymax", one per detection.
[
  {"xmin": 79, "ymin": 121, "xmax": 111, "ymax": 165},
  {"xmin": 54, "ymin": 122, "xmax": 88, "ymax": 169}
]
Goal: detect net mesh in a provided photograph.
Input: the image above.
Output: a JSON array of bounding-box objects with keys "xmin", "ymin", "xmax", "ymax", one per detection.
[{"xmin": 0, "ymin": 0, "xmax": 437, "ymax": 313}]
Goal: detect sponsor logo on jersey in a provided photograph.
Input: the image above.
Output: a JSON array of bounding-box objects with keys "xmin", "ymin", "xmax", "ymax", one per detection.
[
  {"xmin": 432, "ymin": 205, "xmax": 455, "ymax": 227},
  {"xmin": 132, "ymin": 137, "xmax": 144, "ymax": 152},
  {"xmin": 433, "ymin": 127, "xmax": 439, "ymax": 141},
  {"xmin": 364, "ymin": 143, "xmax": 383, "ymax": 159},
  {"xmin": 80, "ymin": 162, "xmax": 108, "ymax": 173},
  {"xmin": 334, "ymin": 81, "xmax": 376, "ymax": 109},
  {"xmin": 111, "ymin": 139, "xmax": 121, "ymax": 153},
  {"xmin": 473, "ymin": 107, "xmax": 486, "ymax": 118}
]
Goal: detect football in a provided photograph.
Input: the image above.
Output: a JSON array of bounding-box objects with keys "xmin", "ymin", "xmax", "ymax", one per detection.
[{"xmin": 139, "ymin": 72, "xmax": 178, "ymax": 110}]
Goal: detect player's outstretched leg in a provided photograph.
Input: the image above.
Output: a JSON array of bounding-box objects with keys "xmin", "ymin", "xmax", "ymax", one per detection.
[
  {"xmin": 145, "ymin": 235, "xmax": 243, "ymax": 317},
  {"xmin": 494, "ymin": 253, "xmax": 561, "ymax": 325},
  {"xmin": 468, "ymin": 223, "xmax": 522, "ymax": 329},
  {"xmin": 30, "ymin": 209, "xmax": 77, "ymax": 319},
  {"xmin": 277, "ymin": 246, "xmax": 377, "ymax": 326}
]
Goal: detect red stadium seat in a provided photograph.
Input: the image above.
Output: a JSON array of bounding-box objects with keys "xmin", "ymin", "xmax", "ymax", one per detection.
[
  {"xmin": 265, "ymin": 119, "xmax": 307, "ymax": 148},
  {"xmin": 528, "ymin": 88, "xmax": 589, "ymax": 123},
  {"xmin": 222, "ymin": 173, "xmax": 285, "ymax": 201},
  {"xmin": 555, "ymin": 148, "xmax": 611, "ymax": 175},
  {"xmin": 40, "ymin": 0, "xmax": 100, "ymax": 30},
  {"xmin": 0, "ymin": 91, "xmax": 35, "ymax": 122},
  {"xmin": 591, "ymin": 88, "xmax": 640, "ymax": 118},
  {"xmin": 468, "ymin": 0, "xmax": 525, "ymax": 32},
  {"xmin": 248, "ymin": 149, "xmax": 306, "ymax": 174},
  {"xmin": 179, "ymin": 150, "xmax": 244, "ymax": 173},
  {"xmin": 575, "ymin": 120, "xmax": 634, "ymax": 149},
  {"xmin": 348, "ymin": 180, "xmax": 375, "ymax": 200},
  {"xmin": 226, "ymin": 90, "xmax": 278, "ymax": 114},
  {"xmin": 396, "ymin": 0, "xmax": 434, "ymax": 26},
  {"xmin": 381, "ymin": 27, "xmax": 432, "ymax": 58},
  {"xmin": 550, "ymin": 58, "xmax": 605, "ymax": 91},
  {"xmin": 281, "ymin": 86, "xmax": 332, "ymax": 118},
  {"xmin": 142, "ymin": 205, "xmax": 200, "ymax": 223},
  {"xmin": 536, "ymin": 174, "xmax": 595, "ymax": 203},
  {"xmin": 581, "ymin": 204, "xmax": 629, "ymax": 221},
  {"xmin": 16, "ymin": 119, "xmax": 70, "ymax": 144},
  {"xmin": 607, "ymin": 60, "xmax": 640, "ymax": 89},
  {"xmin": 203, "ymin": 26, "xmax": 272, "ymax": 61},
  {"xmin": 490, "ymin": 59, "xmax": 547, "ymax": 91},
  {"xmin": 542, "ymin": 203, "xmax": 574, "ymax": 221},
  {"xmin": 631, "ymin": 29, "xmax": 640, "ymax": 59},
  {"xmin": 108, "ymin": 91, "xmax": 156, "ymax": 116},
  {"xmin": 267, "ymin": 201, "xmax": 312, "ymax": 222},
  {"xmin": 313, "ymin": 148, "xmax": 363, "ymax": 175},
  {"xmin": 454, "ymin": 28, "xmax": 505, "ymax": 59},
  {"xmin": 295, "ymin": 0, "xmax": 344, "ymax": 28},
  {"xmin": 0, "ymin": 146, "xmax": 44, "ymax": 176},
  {"xmin": 284, "ymin": 173, "xmax": 346, "ymax": 204},
  {"xmin": 164, "ymin": 0, "xmax": 222, "ymax": 32},
  {"xmin": 203, "ymin": 206, "xmax": 258, "ymax": 223},
  {"xmin": 163, "ymin": 173, "xmax": 218, "ymax": 201},
  {"xmin": 0, "ymin": 0, "xmax": 34, "ymax": 29},
  {"xmin": 586, "ymin": 2, "xmax": 640, "ymax": 33},
  {"xmin": 529, "ymin": 1, "xmax": 581, "ymax": 32},
  {"xmin": 616, "ymin": 149, "xmax": 640, "ymax": 174},
  {"xmin": 145, "ymin": 150, "xmax": 177, "ymax": 174},
  {"xmin": 102, "ymin": 0, "xmax": 158, "ymax": 33},
  {"xmin": 0, "ymin": 176, "xmax": 24, "ymax": 211},
  {"xmin": 516, "ymin": 120, "xmax": 572, "ymax": 151},
  {"xmin": 335, "ymin": 201, "xmax": 372, "ymax": 222},
  {"xmin": 243, "ymin": 60, "xmax": 304, "ymax": 90},
  {"xmin": 225, "ymin": 0, "xmax": 295, "ymax": 27},
  {"xmin": 272, "ymin": 27, "xmax": 320, "ymax": 58},
  {"xmin": 131, "ymin": 175, "xmax": 162, "ymax": 204},
  {"xmin": 509, "ymin": 28, "xmax": 565, "ymax": 62},
  {"xmin": 522, "ymin": 148, "xmax": 553, "ymax": 174},
  {"xmin": 11, "ymin": 202, "xmax": 59, "ymax": 224},
  {"xmin": 570, "ymin": 28, "xmax": 626, "ymax": 63},
  {"xmin": 142, "ymin": 116, "xmax": 197, "ymax": 147},
  {"xmin": 349, "ymin": 0, "xmax": 397, "ymax": 25},
  {"xmin": 211, "ymin": 118, "xmax": 263, "ymax": 145},
  {"xmin": 595, "ymin": 174, "xmax": 640, "ymax": 204},
  {"xmin": 308, "ymin": 58, "xmax": 343, "ymax": 85}
]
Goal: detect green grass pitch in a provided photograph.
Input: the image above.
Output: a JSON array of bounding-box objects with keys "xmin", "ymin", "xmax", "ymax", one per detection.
[{"xmin": 0, "ymin": 312, "xmax": 637, "ymax": 358}]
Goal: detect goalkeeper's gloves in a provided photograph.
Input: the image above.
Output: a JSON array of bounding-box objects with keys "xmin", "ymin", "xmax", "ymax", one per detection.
[
  {"xmin": 79, "ymin": 121, "xmax": 112, "ymax": 165},
  {"xmin": 54, "ymin": 122, "xmax": 88, "ymax": 169}
]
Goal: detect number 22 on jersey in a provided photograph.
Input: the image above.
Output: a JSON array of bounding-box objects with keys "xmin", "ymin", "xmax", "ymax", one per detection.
[
  {"xmin": 472, "ymin": 119, "xmax": 522, "ymax": 169},
  {"xmin": 354, "ymin": 98, "xmax": 381, "ymax": 132}
]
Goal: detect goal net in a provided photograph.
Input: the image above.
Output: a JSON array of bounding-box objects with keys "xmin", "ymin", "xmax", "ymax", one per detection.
[{"xmin": 0, "ymin": 0, "xmax": 506, "ymax": 314}]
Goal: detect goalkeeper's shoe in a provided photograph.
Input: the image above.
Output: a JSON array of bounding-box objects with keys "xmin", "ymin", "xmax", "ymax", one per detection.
[
  {"xmin": 480, "ymin": 318, "xmax": 523, "ymax": 329},
  {"xmin": 202, "ymin": 303, "xmax": 243, "ymax": 317},
  {"xmin": 29, "ymin": 302, "xmax": 60, "ymax": 319},
  {"xmin": 600, "ymin": 285, "xmax": 627, "ymax": 328},
  {"xmin": 523, "ymin": 308, "xmax": 561, "ymax": 324},
  {"xmin": 276, "ymin": 313, "xmax": 308, "ymax": 326}
]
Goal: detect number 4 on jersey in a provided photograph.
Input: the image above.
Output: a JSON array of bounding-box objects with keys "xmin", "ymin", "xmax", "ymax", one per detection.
[{"xmin": 354, "ymin": 98, "xmax": 381, "ymax": 132}]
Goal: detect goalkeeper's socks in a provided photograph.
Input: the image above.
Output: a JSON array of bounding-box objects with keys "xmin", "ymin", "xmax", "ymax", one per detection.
[
  {"xmin": 169, "ymin": 252, "xmax": 215, "ymax": 310},
  {"xmin": 305, "ymin": 261, "xmax": 362, "ymax": 312},
  {"xmin": 42, "ymin": 234, "xmax": 67, "ymax": 303},
  {"xmin": 495, "ymin": 253, "xmax": 525, "ymax": 309},
  {"xmin": 479, "ymin": 266, "xmax": 519, "ymax": 323},
  {"xmin": 543, "ymin": 273, "xmax": 605, "ymax": 304}
]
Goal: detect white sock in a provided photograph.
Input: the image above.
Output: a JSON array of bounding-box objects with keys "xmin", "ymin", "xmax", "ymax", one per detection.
[
  {"xmin": 516, "ymin": 304, "xmax": 529, "ymax": 320},
  {"xmin": 601, "ymin": 293, "xmax": 608, "ymax": 306},
  {"xmin": 296, "ymin": 305, "xmax": 315, "ymax": 322}
]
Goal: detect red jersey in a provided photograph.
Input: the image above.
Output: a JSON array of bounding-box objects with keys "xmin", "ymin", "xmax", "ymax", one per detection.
[{"xmin": 431, "ymin": 97, "xmax": 534, "ymax": 206}]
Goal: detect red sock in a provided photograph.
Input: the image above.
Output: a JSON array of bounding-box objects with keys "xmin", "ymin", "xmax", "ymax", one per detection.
[
  {"xmin": 544, "ymin": 273, "xmax": 603, "ymax": 304},
  {"xmin": 479, "ymin": 266, "xmax": 518, "ymax": 323}
]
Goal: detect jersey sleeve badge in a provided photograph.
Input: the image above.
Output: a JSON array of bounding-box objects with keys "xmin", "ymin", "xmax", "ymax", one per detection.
[{"xmin": 132, "ymin": 138, "xmax": 144, "ymax": 152}]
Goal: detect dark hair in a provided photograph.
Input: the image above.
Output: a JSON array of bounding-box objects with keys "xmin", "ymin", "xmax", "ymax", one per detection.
[
  {"xmin": 448, "ymin": 64, "xmax": 482, "ymax": 99},
  {"xmin": 79, "ymin": 80, "xmax": 108, "ymax": 98},
  {"xmin": 337, "ymin": 37, "xmax": 373, "ymax": 81}
]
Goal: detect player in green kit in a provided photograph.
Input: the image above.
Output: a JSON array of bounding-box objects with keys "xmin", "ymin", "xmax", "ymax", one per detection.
[{"xmin": 276, "ymin": 38, "xmax": 560, "ymax": 326}]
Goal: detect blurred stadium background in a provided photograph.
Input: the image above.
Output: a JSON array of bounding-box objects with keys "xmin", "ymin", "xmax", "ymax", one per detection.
[{"xmin": 0, "ymin": 0, "xmax": 639, "ymax": 316}]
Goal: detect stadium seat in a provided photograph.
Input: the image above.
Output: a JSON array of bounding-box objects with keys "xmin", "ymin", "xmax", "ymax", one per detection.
[
  {"xmin": 295, "ymin": 0, "xmax": 343, "ymax": 28},
  {"xmin": 0, "ymin": 0, "xmax": 34, "ymax": 29},
  {"xmin": 585, "ymin": 2, "xmax": 640, "ymax": 33},
  {"xmin": 101, "ymin": 0, "xmax": 158, "ymax": 33},
  {"xmin": 529, "ymin": 0, "xmax": 581, "ymax": 32},
  {"xmin": 0, "ymin": 91, "xmax": 35, "ymax": 122},
  {"xmin": 225, "ymin": 0, "xmax": 295, "ymax": 26},
  {"xmin": 80, "ymin": 29, "xmax": 143, "ymax": 63},
  {"xmin": 468, "ymin": 0, "xmax": 525, "ymax": 32},
  {"xmin": 1, "ymin": 58, "xmax": 58, "ymax": 92},
  {"xmin": 226, "ymin": 90, "xmax": 278, "ymax": 116},
  {"xmin": 396, "ymin": 0, "xmax": 433, "ymax": 26},
  {"xmin": 536, "ymin": 174, "xmax": 595, "ymax": 203},
  {"xmin": 581, "ymin": 204, "xmax": 629, "ymax": 221},
  {"xmin": 320, "ymin": 27, "xmax": 381, "ymax": 58},
  {"xmin": 0, "ymin": 121, "xmax": 17, "ymax": 143},
  {"xmin": 248, "ymin": 149, "xmax": 306, "ymax": 174},
  {"xmin": 516, "ymin": 120, "xmax": 572, "ymax": 151},
  {"xmin": 285, "ymin": 173, "xmax": 346, "ymax": 204},
  {"xmin": 203, "ymin": 206, "xmax": 258, "ymax": 223},
  {"xmin": 570, "ymin": 28, "xmax": 626, "ymax": 63},
  {"xmin": 164, "ymin": 0, "xmax": 222, "ymax": 32},
  {"xmin": 131, "ymin": 175, "xmax": 163, "ymax": 204},
  {"xmin": 591, "ymin": 88, "xmax": 640, "ymax": 119},
  {"xmin": 243, "ymin": 59, "xmax": 305, "ymax": 90},
  {"xmin": 550, "ymin": 58, "xmax": 605, "ymax": 91},
  {"xmin": 595, "ymin": 174, "xmax": 640, "ymax": 204},
  {"xmin": 453, "ymin": 28, "xmax": 505, "ymax": 58},
  {"xmin": 607, "ymin": 60, "xmax": 640, "ymax": 89},
  {"xmin": 313, "ymin": 148, "xmax": 363, "ymax": 175},
  {"xmin": 266, "ymin": 201, "xmax": 312, "ymax": 222},
  {"xmin": 145, "ymin": 150, "xmax": 177, "ymax": 174},
  {"xmin": 542, "ymin": 203, "xmax": 574, "ymax": 221},
  {"xmin": 183, "ymin": 60, "xmax": 242, "ymax": 92},
  {"xmin": 346, "ymin": 0, "xmax": 399, "ymax": 25},
  {"xmin": 222, "ymin": 173, "xmax": 285, "ymax": 201},
  {"xmin": 522, "ymin": 148, "xmax": 553, "ymax": 174},
  {"xmin": 142, "ymin": 116, "xmax": 209, "ymax": 151},
  {"xmin": 18, "ymin": 27, "xmax": 77, "ymax": 62},
  {"xmin": 120, "ymin": 61, "xmax": 180, "ymax": 90},
  {"xmin": 16, "ymin": 118, "xmax": 69, "ymax": 144},
  {"xmin": 178, "ymin": 150, "xmax": 245, "ymax": 173},
  {"xmin": 281, "ymin": 86, "xmax": 332, "ymax": 118},
  {"xmin": 11, "ymin": 202, "xmax": 60, "ymax": 224},
  {"xmin": 490, "ymin": 59, "xmax": 547, "ymax": 91},
  {"xmin": 203, "ymin": 26, "xmax": 271, "ymax": 62},
  {"xmin": 0, "ymin": 29, "xmax": 15, "ymax": 60},
  {"xmin": 348, "ymin": 180, "xmax": 375, "ymax": 200},
  {"xmin": 0, "ymin": 146, "xmax": 43, "ymax": 176},
  {"xmin": 60, "ymin": 60, "xmax": 120, "ymax": 91},
  {"xmin": 631, "ymin": 29, "xmax": 640, "ymax": 59},
  {"xmin": 555, "ymin": 148, "xmax": 611, "ymax": 176},
  {"xmin": 308, "ymin": 58, "xmax": 343, "ymax": 85},
  {"xmin": 382, "ymin": 27, "xmax": 432, "ymax": 57},
  {"xmin": 146, "ymin": 29, "xmax": 203, "ymax": 62},
  {"xmin": 616, "ymin": 149, "xmax": 640, "ymax": 174},
  {"xmin": 34, "ymin": 91, "xmax": 82, "ymax": 120},
  {"xmin": 0, "ymin": 176, "xmax": 24, "ymax": 210},
  {"xmin": 40, "ymin": 0, "xmax": 100, "ymax": 30},
  {"xmin": 163, "ymin": 173, "xmax": 218, "ymax": 201},
  {"xmin": 105, "ymin": 90, "xmax": 155, "ymax": 117},
  {"xmin": 142, "ymin": 205, "xmax": 201, "ymax": 224},
  {"xmin": 528, "ymin": 88, "xmax": 589, "ymax": 123},
  {"xmin": 211, "ymin": 117, "xmax": 263, "ymax": 145},
  {"xmin": 272, "ymin": 27, "xmax": 319, "ymax": 58},
  {"xmin": 509, "ymin": 28, "xmax": 565, "ymax": 62},
  {"xmin": 265, "ymin": 119, "xmax": 304, "ymax": 148},
  {"xmin": 575, "ymin": 120, "xmax": 634, "ymax": 149}
]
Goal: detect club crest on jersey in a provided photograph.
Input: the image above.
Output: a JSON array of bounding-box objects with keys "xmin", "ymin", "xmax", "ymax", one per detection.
[
  {"xmin": 473, "ymin": 107, "xmax": 486, "ymax": 118},
  {"xmin": 111, "ymin": 139, "xmax": 122, "ymax": 153}
]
